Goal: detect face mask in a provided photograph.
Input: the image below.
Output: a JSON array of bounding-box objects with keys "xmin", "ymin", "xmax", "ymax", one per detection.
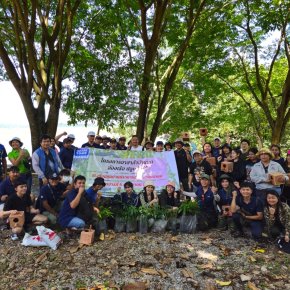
[{"xmin": 62, "ymin": 176, "xmax": 72, "ymax": 183}]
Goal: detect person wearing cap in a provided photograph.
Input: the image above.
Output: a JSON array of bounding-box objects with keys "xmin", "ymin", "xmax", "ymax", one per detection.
[
  {"xmin": 109, "ymin": 138, "xmax": 118, "ymax": 150},
  {"xmin": 55, "ymin": 132, "xmax": 77, "ymax": 149},
  {"xmin": 129, "ymin": 135, "xmax": 143, "ymax": 151},
  {"xmin": 195, "ymin": 174, "xmax": 219, "ymax": 231},
  {"xmin": 189, "ymin": 150, "xmax": 214, "ymax": 189},
  {"xmin": 100, "ymin": 135, "xmax": 111, "ymax": 149},
  {"xmin": 117, "ymin": 137, "xmax": 127, "ymax": 150},
  {"xmin": 0, "ymin": 166, "xmax": 20, "ymax": 210},
  {"xmin": 113, "ymin": 181, "xmax": 139, "ymax": 207},
  {"xmin": 139, "ymin": 181, "xmax": 158, "ymax": 206},
  {"xmin": 144, "ymin": 140, "xmax": 154, "ymax": 151},
  {"xmin": 263, "ymin": 189, "xmax": 290, "ymax": 243},
  {"xmin": 216, "ymin": 174, "xmax": 236, "ymax": 231},
  {"xmin": 1, "ymin": 178, "xmax": 47, "ymax": 240},
  {"xmin": 230, "ymin": 181, "xmax": 263, "ymax": 239},
  {"xmin": 212, "ymin": 137, "xmax": 222, "ymax": 158},
  {"xmin": 32, "ymin": 134, "xmax": 63, "ymax": 189},
  {"xmin": 81, "ymin": 131, "xmax": 99, "ymax": 148},
  {"xmin": 281, "ymin": 150, "xmax": 290, "ymax": 205},
  {"xmin": 250, "ymin": 148, "xmax": 288, "ymax": 201},
  {"xmin": 94, "ymin": 135, "xmax": 103, "ymax": 148},
  {"xmin": 159, "ymin": 181, "xmax": 180, "ymax": 208},
  {"xmin": 240, "ymin": 139, "xmax": 251, "ymax": 161},
  {"xmin": 164, "ymin": 142, "xmax": 172, "ymax": 151},
  {"xmin": 36, "ymin": 173, "xmax": 67, "ymax": 224},
  {"xmin": 174, "ymin": 138, "xmax": 192, "ymax": 191},
  {"xmin": 86, "ymin": 177, "xmax": 106, "ymax": 205},
  {"xmin": 8, "ymin": 137, "xmax": 32, "ymax": 192},
  {"xmin": 0, "ymin": 142, "xmax": 7, "ymax": 182},
  {"xmin": 59, "ymin": 138, "xmax": 75, "ymax": 169},
  {"xmin": 155, "ymin": 141, "xmax": 164, "ymax": 152}
]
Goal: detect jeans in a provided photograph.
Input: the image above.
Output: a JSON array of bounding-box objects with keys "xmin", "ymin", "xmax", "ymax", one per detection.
[
  {"xmin": 232, "ymin": 212, "xmax": 263, "ymax": 238},
  {"xmin": 67, "ymin": 217, "xmax": 85, "ymax": 229}
]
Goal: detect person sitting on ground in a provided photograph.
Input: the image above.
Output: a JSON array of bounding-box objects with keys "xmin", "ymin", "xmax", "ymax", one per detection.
[
  {"xmin": 230, "ymin": 181, "xmax": 263, "ymax": 240},
  {"xmin": 158, "ymin": 181, "xmax": 180, "ymax": 209},
  {"xmin": 245, "ymin": 147, "xmax": 259, "ymax": 181},
  {"xmin": 59, "ymin": 169, "xmax": 73, "ymax": 191},
  {"xmin": 1, "ymin": 178, "xmax": 47, "ymax": 240},
  {"xmin": 113, "ymin": 181, "xmax": 139, "ymax": 207},
  {"xmin": 59, "ymin": 138, "xmax": 75, "ymax": 169},
  {"xmin": 250, "ymin": 148, "xmax": 288, "ymax": 201},
  {"xmin": 195, "ymin": 174, "xmax": 218, "ymax": 231},
  {"xmin": 0, "ymin": 166, "xmax": 20, "ymax": 210},
  {"xmin": 86, "ymin": 177, "xmax": 107, "ymax": 206},
  {"xmin": 263, "ymin": 189, "xmax": 290, "ymax": 242},
  {"xmin": 36, "ymin": 173, "xmax": 67, "ymax": 225},
  {"xmin": 58, "ymin": 175, "xmax": 88, "ymax": 230},
  {"xmin": 139, "ymin": 181, "xmax": 158, "ymax": 207},
  {"xmin": 270, "ymin": 144, "xmax": 284, "ymax": 167},
  {"xmin": 216, "ymin": 174, "xmax": 236, "ymax": 231},
  {"xmin": 8, "ymin": 137, "xmax": 32, "ymax": 193}
]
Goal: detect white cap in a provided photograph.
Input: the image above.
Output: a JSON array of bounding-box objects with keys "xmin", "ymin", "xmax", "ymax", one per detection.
[
  {"xmin": 87, "ymin": 131, "xmax": 95, "ymax": 136},
  {"xmin": 192, "ymin": 150, "xmax": 202, "ymax": 155},
  {"xmin": 214, "ymin": 137, "xmax": 221, "ymax": 141},
  {"xmin": 68, "ymin": 134, "xmax": 75, "ymax": 139}
]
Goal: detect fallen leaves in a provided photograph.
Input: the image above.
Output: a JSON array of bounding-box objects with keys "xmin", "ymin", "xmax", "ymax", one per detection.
[
  {"xmin": 122, "ymin": 282, "xmax": 148, "ymax": 290},
  {"xmin": 254, "ymin": 248, "xmax": 265, "ymax": 253},
  {"xmin": 247, "ymin": 281, "xmax": 260, "ymax": 290},
  {"xmin": 197, "ymin": 250, "xmax": 218, "ymax": 262},
  {"xmin": 215, "ymin": 280, "xmax": 232, "ymax": 286},
  {"xmin": 181, "ymin": 268, "xmax": 194, "ymax": 279},
  {"xmin": 35, "ymin": 251, "xmax": 48, "ymax": 264},
  {"xmin": 240, "ymin": 274, "xmax": 251, "ymax": 282},
  {"xmin": 140, "ymin": 268, "xmax": 168, "ymax": 278},
  {"xmin": 249, "ymin": 256, "xmax": 257, "ymax": 262},
  {"xmin": 68, "ymin": 243, "xmax": 85, "ymax": 254}
]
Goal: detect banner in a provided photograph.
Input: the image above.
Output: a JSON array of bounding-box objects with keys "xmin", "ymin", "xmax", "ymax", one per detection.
[{"xmin": 72, "ymin": 149, "xmax": 180, "ymax": 197}]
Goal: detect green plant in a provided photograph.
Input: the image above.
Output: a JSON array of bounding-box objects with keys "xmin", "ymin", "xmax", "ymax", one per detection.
[
  {"xmin": 138, "ymin": 205, "xmax": 152, "ymax": 218},
  {"xmin": 122, "ymin": 205, "xmax": 139, "ymax": 221},
  {"xmin": 149, "ymin": 206, "xmax": 167, "ymax": 220},
  {"xmin": 97, "ymin": 206, "xmax": 113, "ymax": 220},
  {"xmin": 165, "ymin": 207, "xmax": 179, "ymax": 219},
  {"xmin": 178, "ymin": 200, "xmax": 199, "ymax": 216}
]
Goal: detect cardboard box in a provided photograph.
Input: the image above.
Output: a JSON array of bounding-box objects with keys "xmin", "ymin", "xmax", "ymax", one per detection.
[
  {"xmin": 199, "ymin": 128, "xmax": 208, "ymax": 136},
  {"xmin": 79, "ymin": 228, "xmax": 95, "ymax": 245},
  {"xmin": 286, "ymin": 173, "xmax": 290, "ymax": 185},
  {"xmin": 181, "ymin": 132, "xmax": 190, "ymax": 141},
  {"xmin": 9, "ymin": 211, "xmax": 25, "ymax": 228},
  {"xmin": 221, "ymin": 161, "xmax": 233, "ymax": 173},
  {"xmin": 206, "ymin": 157, "xmax": 216, "ymax": 167},
  {"xmin": 269, "ymin": 172, "xmax": 286, "ymax": 186}
]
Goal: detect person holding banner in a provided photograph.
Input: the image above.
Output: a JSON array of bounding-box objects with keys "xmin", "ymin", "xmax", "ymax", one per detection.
[{"xmin": 139, "ymin": 181, "xmax": 158, "ymax": 207}]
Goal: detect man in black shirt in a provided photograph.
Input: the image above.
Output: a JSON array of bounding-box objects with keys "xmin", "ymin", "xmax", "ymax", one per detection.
[
  {"xmin": 174, "ymin": 138, "xmax": 192, "ymax": 191},
  {"xmin": 1, "ymin": 179, "xmax": 47, "ymax": 240}
]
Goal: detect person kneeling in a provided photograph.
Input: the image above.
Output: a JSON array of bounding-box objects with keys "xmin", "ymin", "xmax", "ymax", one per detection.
[
  {"xmin": 58, "ymin": 175, "xmax": 88, "ymax": 231},
  {"xmin": 230, "ymin": 181, "xmax": 263, "ymax": 240},
  {"xmin": 0, "ymin": 178, "xmax": 47, "ymax": 240}
]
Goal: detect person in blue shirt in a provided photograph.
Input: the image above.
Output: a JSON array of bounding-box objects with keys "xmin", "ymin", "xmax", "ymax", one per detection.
[
  {"xmin": 86, "ymin": 177, "xmax": 106, "ymax": 205},
  {"xmin": 0, "ymin": 143, "xmax": 7, "ymax": 182},
  {"xmin": 195, "ymin": 174, "xmax": 218, "ymax": 231},
  {"xmin": 58, "ymin": 175, "xmax": 87, "ymax": 230},
  {"xmin": 36, "ymin": 173, "xmax": 67, "ymax": 224},
  {"xmin": 230, "ymin": 181, "xmax": 263, "ymax": 240},
  {"xmin": 59, "ymin": 138, "xmax": 75, "ymax": 169},
  {"xmin": 216, "ymin": 174, "xmax": 237, "ymax": 231},
  {"xmin": 0, "ymin": 166, "xmax": 20, "ymax": 210},
  {"xmin": 113, "ymin": 181, "xmax": 139, "ymax": 207}
]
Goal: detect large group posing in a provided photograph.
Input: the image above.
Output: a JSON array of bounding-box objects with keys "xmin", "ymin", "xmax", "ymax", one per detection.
[{"xmin": 0, "ymin": 130, "xmax": 290, "ymax": 249}]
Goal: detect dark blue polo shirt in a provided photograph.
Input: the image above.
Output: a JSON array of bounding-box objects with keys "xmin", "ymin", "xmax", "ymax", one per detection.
[
  {"xmin": 236, "ymin": 196, "xmax": 263, "ymax": 215},
  {"xmin": 59, "ymin": 147, "xmax": 75, "ymax": 169},
  {"xmin": 196, "ymin": 186, "xmax": 215, "ymax": 211},
  {"xmin": 0, "ymin": 177, "xmax": 16, "ymax": 203},
  {"xmin": 81, "ymin": 142, "xmax": 101, "ymax": 148}
]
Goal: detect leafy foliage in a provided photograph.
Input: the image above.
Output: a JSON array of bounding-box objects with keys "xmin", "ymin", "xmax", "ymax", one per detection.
[{"xmin": 178, "ymin": 200, "xmax": 199, "ymax": 216}]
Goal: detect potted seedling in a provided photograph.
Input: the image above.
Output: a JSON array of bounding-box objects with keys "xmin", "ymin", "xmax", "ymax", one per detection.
[
  {"xmin": 165, "ymin": 207, "xmax": 179, "ymax": 233},
  {"xmin": 95, "ymin": 206, "xmax": 113, "ymax": 234},
  {"xmin": 138, "ymin": 206, "xmax": 152, "ymax": 234},
  {"xmin": 178, "ymin": 199, "xmax": 199, "ymax": 234},
  {"xmin": 123, "ymin": 205, "xmax": 139, "ymax": 233},
  {"xmin": 151, "ymin": 206, "xmax": 168, "ymax": 233}
]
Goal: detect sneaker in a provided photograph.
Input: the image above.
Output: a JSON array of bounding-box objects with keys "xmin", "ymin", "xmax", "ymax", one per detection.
[{"xmin": 11, "ymin": 233, "xmax": 19, "ymax": 241}]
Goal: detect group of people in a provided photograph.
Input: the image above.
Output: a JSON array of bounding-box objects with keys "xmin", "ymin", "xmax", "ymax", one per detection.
[{"xmin": 0, "ymin": 131, "xmax": 289, "ymax": 249}]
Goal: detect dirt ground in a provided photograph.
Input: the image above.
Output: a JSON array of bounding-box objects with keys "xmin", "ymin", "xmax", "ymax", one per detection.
[{"xmin": 0, "ymin": 228, "xmax": 289, "ymax": 290}]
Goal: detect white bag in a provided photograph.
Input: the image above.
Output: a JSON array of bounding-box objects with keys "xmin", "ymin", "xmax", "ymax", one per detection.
[
  {"xmin": 21, "ymin": 233, "xmax": 48, "ymax": 247},
  {"xmin": 36, "ymin": 226, "xmax": 62, "ymax": 250}
]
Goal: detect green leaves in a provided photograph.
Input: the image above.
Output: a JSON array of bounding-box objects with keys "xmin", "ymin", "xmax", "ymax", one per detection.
[{"xmin": 178, "ymin": 200, "xmax": 199, "ymax": 216}]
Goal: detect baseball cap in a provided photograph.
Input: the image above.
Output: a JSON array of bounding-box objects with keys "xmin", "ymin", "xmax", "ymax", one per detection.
[
  {"xmin": 87, "ymin": 131, "xmax": 95, "ymax": 136},
  {"xmin": 200, "ymin": 174, "xmax": 210, "ymax": 180},
  {"xmin": 192, "ymin": 150, "xmax": 202, "ymax": 155},
  {"xmin": 93, "ymin": 177, "xmax": 106, "ymax": 187},
  {"xmin": 48, "ymin": 173, "xmax": 60, "ymax": 180},
  {"xmin": 214, "ymin": 137, "xmax": 221, "ymax": 141},
  {"xmin": 68, "ymin": 134, "xmax": 75, "ymax": 139}
]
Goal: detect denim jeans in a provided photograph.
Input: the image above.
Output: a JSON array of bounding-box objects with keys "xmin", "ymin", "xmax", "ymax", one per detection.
[{"xmin": 67, "ymin": 217, "xmax": 85, "ymax": 229}]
